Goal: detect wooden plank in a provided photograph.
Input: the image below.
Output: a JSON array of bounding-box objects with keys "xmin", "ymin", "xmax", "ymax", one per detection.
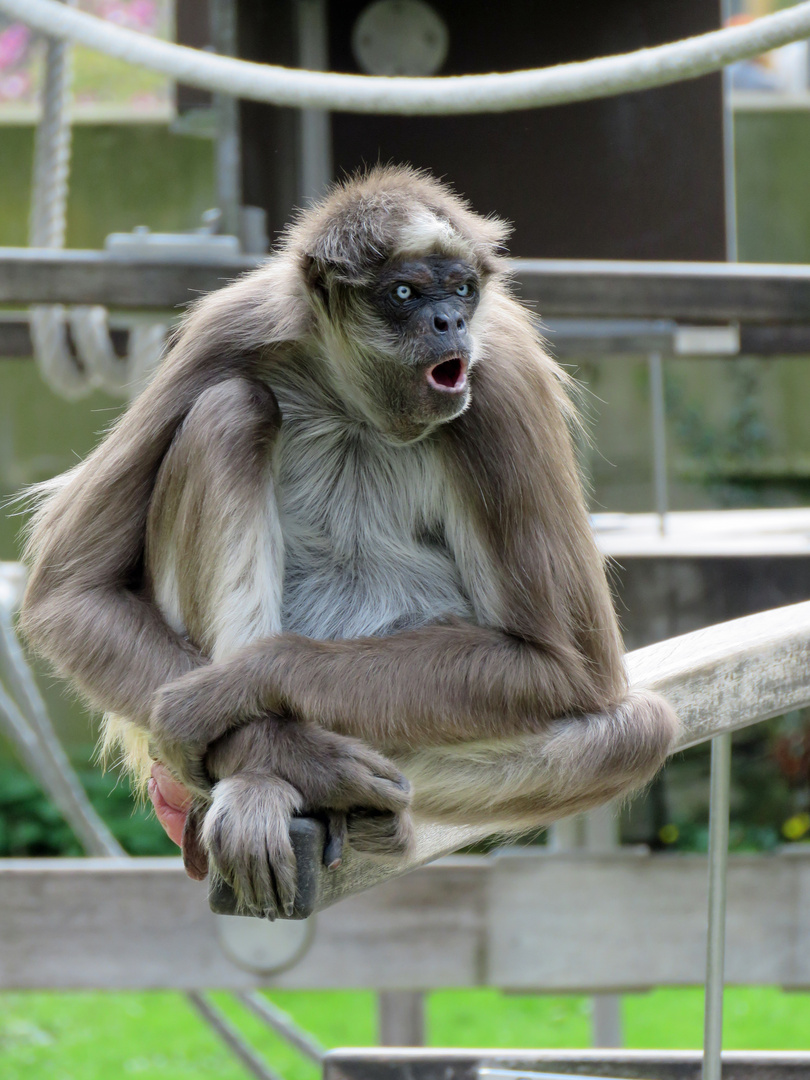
[
  {"xmin": 4, "ymin": 316, "xmax": 810, "ymax": 359},
  {"xmin": 628, "ymin": 600, "xmax": 810, "ymax": 751},
  {"xmin": 324, "ymin": 1049, "xmax": 810, "ymax": 1080},
  {"xmin": 594, "ymin": 508, "xmax": 810, "ymax": 558},
  {"xmin": 4, "ymin": 249, "xmax": 810, "ymax": 321},
  {"xmin": 515, "ymin": 259, "xmax": 810, "ymax": 323},
  {"xmin": 0, "ymin": 856, "xmax": 485, "ymax": 990},
  {"xmin": 486, "ymin": 849, "xmax": 810, "ymax": 992},
  {"xmin": 0, "ymin": 248, "xmax": 256, "ymax": 310},
  {"xmin": 1, "ymin": 851, "xmax": 809, "ymax": 991}
]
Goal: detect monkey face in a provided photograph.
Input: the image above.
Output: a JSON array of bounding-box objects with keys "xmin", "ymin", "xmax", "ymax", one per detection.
[{"xmin": 336, "ymin": 255, "xmax": 480, "ymax": 443}]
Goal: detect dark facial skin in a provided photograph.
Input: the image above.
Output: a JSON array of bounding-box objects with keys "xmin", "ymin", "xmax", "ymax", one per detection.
[{"xmin": 363, "ymin": 256, "xmax": 480, "ymax": 441}]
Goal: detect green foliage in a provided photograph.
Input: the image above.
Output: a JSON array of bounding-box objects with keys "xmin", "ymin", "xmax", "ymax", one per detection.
[
  {"xmin": 0, "ymin": 760, "xmax": 177, "ymax": 857},
  {"xmin": 653, "ymin": 716, "xmax": 810, "ymax": 854}
]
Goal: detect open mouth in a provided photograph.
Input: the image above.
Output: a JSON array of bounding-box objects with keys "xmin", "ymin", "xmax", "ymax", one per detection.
[{"xmin": 427, "ymin": 356, "xmax": 468, "ymax": 393}]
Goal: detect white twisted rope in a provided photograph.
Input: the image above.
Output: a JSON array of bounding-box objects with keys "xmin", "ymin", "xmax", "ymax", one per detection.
[
  {"xmin": 28, "ymin": 19, "xmax": 90, "ymax": 400},
  {"xmin": 2, "ymin": 0, "xmax": 810, "ymax": 114},
  {"xmin": 27, "ymin": 0, "xmax": 166, "ymax": 400}
]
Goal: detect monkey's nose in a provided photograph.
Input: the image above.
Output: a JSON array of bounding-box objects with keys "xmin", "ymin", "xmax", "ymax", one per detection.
[{"xmin": 433, "ymin": 313, "xmax": 467, "ymax": 334}]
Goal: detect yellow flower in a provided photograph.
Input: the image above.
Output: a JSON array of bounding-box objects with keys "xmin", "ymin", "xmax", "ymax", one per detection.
[
  {"xmin": 659, "ymin": 823, "xmax": 679, "ymax": 844},
  {"xmin": 781, "ymin": 813, "xmax": 810, "ymax": 841}
]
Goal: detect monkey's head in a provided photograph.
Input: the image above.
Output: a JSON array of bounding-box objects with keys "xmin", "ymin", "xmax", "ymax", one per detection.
[{"xmin": 289, "ymin": 166, "xmax": 511, "ymax": 443}]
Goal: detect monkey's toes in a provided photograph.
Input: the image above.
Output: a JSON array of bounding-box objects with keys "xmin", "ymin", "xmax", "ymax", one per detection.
[{"xmin": 347, "ymin": 808, "xmax": 415, "ymax": 859}]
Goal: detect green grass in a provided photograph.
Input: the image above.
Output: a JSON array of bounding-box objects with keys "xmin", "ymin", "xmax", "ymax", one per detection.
[{"xmin": 0, "ymin": 987, "xmax": 808, "ymax": 1080}]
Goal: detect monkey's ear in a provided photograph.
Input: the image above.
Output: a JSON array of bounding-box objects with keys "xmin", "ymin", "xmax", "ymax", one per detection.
[{"xmin": 302, "ymin": 253, "xmax": 368, "ymax": 296}]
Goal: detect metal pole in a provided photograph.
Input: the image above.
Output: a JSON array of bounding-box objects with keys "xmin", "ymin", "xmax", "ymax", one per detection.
[
  {"xmin": 295, "ymin": 0, "xmax": 333, "ymax": 202},
  {"xmin": 648, "ymin": 351, "xmax": 668, "ymax": 537},
  {"xmin": 378, "ymin": 991, "xmax": 426, "ymax": 1046},
  {"xmin": 0, "ymin": 610, "xmax": 123, "ymax": 856},
  {"xmin": 209, "ymin": 0, "xmax": 241, "ymax": 238},
  {"xmin": 703, "ymin": 9, "xmax": 737, "ymax": 1071},
  {"xmin": 237, "ymin": 991, "xmax": 325, "ymax": 1063},
  {"xmin": 702, "ymin": 732, "xmax": 732, "ymax": 1080},
  {"xmin": 187, "ymin": 993, "xmax": 283, "ymax": 1080}
]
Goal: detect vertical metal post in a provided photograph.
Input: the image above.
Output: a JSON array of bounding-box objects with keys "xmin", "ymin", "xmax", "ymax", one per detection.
[
  {"xmin": 295, "ymin": 0, "xmax": 333, "ymax": 202},
  {"xmin": 703, "ymin": 10, "xmax": 737, "ymax": 1072},
  {"xmin": 648, "ymin": 351, "xmax": 669, "ymax": 537},
  {"xmin": 702, "ymin": 732, "xmax": 732, "ymax": 1080},
  {"xmin": 378, "ymin": 991, "xmax": 426, "ymax": 1046},
  {"xmin": 586, "ymin": 804, "xmax": 623, "ymax": 1048},
  {"xmin": 210, "ymin": 0, "xmax": 241, "ymax": 238},
  {"xmin": 721, "ymin": 0, "xmax": 738, "ymax": 266}
]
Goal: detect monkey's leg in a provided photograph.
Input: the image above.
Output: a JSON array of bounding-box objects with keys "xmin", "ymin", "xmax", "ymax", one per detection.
[
  {"xmin": 399, "ymin": 689, "xmax": 678, "ymax": 830},
  {"xmin": 147, "ymin": 378, "xmax": 412, "ymax": 914}
]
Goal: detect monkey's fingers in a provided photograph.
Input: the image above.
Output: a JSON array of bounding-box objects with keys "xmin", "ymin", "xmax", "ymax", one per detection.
[{"xmin": 341, "ymin": 746, "xmax": 412, "ymax": 814}]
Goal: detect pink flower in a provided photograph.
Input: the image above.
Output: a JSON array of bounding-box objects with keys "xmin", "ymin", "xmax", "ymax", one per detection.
[
  {"xmin": 0, "ymin": 23, "xmax": 30, "ymax": 70},
  {"xmin": 0, "ymin": 71, "xmax": 31, "ymax": 100}
]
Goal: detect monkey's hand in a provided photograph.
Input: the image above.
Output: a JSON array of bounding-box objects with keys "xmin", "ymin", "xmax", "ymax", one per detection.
[
  {"xmin": 150, "ymin": 673, "xmax": 414, "ymax": 917},
  {"xmin": 197, "ymin": 719, "xmax": 413, "ymax": 918}
]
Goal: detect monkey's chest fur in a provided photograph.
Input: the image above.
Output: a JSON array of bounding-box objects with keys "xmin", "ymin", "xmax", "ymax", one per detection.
[{"xmin": 275, "ymin": 391, "xmax": 474, "ymax": 641}]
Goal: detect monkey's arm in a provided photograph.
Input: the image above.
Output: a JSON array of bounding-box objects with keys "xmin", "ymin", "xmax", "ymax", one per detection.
[
  {"xmin": 19, "ymin": 265, "xmax": 302, "ymax": 724},
  {"xmin": 151, "ymin": 619, "xmax": 607, "ymax": 752}
]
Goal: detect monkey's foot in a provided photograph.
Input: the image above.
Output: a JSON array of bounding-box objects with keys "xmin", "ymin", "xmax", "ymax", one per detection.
[
  {"xmin": 207, "ymin": 809, "xmax": 415, "ymax": 919},
  {"xmin": 208, "ymin": 816, "xmax": 326, "ymax": 920},
  {"xmin": 203, "ymin": 774, "xmax": 304, "ymax": 919}
]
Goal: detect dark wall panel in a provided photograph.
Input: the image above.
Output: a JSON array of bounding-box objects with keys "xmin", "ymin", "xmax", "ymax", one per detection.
[
  {"xmin": 229, "ymin": 0, "xmax": 726, "ymax": 260},
  {"xmin": 328, "ymin": 0, "xmax": 727, "ymax": 260}
]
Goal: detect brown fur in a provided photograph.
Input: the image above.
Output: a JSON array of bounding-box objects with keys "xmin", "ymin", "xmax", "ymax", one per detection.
[{"xmin": 20, "ymin": 166, "xmax": 679, "ymax": 917}]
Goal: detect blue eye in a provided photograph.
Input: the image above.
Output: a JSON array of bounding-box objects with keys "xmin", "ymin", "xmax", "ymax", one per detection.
[
  {"xmin": 456, "ymin": 282, "xmax": 474, "ymax": 297},
  {"xmin": 394, "ymin": 284, "xmax": 412, "ymax": 301}
]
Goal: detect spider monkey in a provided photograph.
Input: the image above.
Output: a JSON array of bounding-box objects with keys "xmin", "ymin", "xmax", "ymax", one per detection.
[{"xmin": 20, "ymin": 166, "xmax": 679, "ymax": 918}]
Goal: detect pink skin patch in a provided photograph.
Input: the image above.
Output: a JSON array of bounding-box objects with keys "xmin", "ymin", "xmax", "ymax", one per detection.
[
  {"xmin": 427, "ymin": 355, "xmax": 468, "ymax": 393},
  {"xmin": 147, "ymin": 762, "xmax": 191, "ymax": 848}
]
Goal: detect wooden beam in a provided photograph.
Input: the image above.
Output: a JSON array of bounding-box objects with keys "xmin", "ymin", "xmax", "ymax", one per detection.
[
  {"xmin": 4, "ymin": 249, "xmax": 810, "ymax": 321},
  {"xmin": 0, "ymin": 248, "xmax": 255, "ymax": 310},
  {"xmin": 628, "ymin": 600, "xmax": 810, "ymax": 751},
  {"xmin": 1, "ymin": 849, "xmax": 809, "ymax": 991},
  {"xmin": 5, "ymin": 317, "xmax": 810, "ymax": 359},
  {"xmin": 514, "ymin": 258, "xmax": 810, "ymax": 323}
]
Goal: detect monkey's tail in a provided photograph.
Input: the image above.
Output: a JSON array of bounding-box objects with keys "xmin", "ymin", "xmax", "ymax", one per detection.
[{"xmin": 399, "ymin": 689, "xmax": 680, "ymax": 829}]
